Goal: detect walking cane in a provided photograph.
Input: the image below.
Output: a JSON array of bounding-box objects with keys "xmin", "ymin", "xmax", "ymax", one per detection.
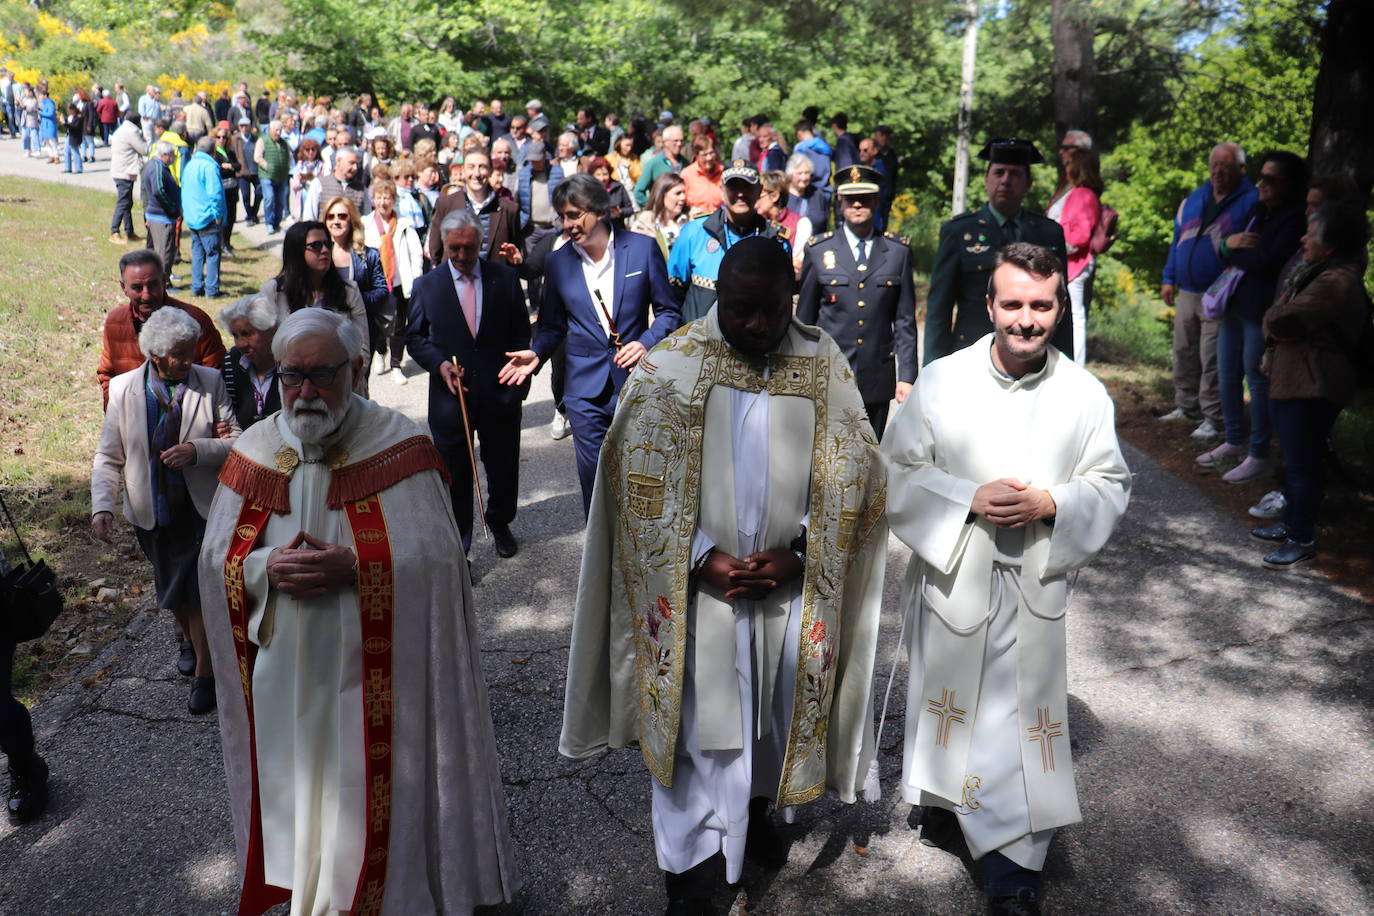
[{"xmin": 451, "ymin": 355, "xmax": 488, "ymax": 537}]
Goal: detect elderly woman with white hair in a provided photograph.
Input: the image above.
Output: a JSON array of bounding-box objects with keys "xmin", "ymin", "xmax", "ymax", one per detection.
[
  {"xmin": 91, "ymin": 307, "xmax": 240, "ymax": 715},
  {"xmin": 784, "ymin": 152, "xmax": 830, "ymax": 232},
  {"xmin": 219, "ymin": 294, "xmax": 281, "ymax": 430}
]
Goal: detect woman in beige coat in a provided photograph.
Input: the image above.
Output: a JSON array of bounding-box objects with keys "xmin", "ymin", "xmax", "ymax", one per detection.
[{"xmin": 91, "ymin": 307, "xmax": 239, "ymax": 714}]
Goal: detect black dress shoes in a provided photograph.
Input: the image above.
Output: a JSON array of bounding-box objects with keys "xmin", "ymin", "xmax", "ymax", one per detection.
[
  {"xmin": 918, "ymin": 804, "xmax": 960, "ymax": 849},
  {"xmin": 490, "ymin": 523, "xmax": 518, "ymax": 559},
  {"xmin": 664, "ymin": 899, "xmax": 716, "ymax": 916},
  {"xmin": 188, "ymin": 676, "xmax": 217, "ymax": 715},
  {"xmin": 745, "ymin": 796, "xmax": 787, "ymax": 870},
  {"xmin": 6, "ymin": 753, "xmax": 49, "ymax": 824},
  {"xmin": 988, "ymin": 888, "xmax": 1041, "ymax": 916},
  {"xmin": 177, "ymin": 640, "xmax": 196, "ymax": 677}
]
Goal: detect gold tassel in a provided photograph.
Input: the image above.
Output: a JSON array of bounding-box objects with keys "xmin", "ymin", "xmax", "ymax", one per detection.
[{"xmin": 218, "ymin": 451, "xmax": 292, "ymax": 513}]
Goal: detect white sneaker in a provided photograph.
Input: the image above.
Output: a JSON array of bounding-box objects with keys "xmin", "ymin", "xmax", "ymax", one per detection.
[
  {"xmin": 1158, "ymin": 407, "xmax": 1193, "ymax": 422},
  {"xmin": 1189, "ymin": 419, "xmax": 1219, "ymax": 439},
  {"xmin": 1249, "ymin": 490, "xmax": 1286, "ymax": 519},
  {"xmin": 549, "ymin": 413, "xmax": 572, "ymax": 440},
  {"xmin": 1195, "ymin": 442, "xmax": 1245, "ymax": 467}
]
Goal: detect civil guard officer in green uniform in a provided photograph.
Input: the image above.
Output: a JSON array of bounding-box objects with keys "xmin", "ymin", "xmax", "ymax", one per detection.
[
  {"xmin": 797, "ymin": 164, "xmax": 918, "ymax": 439},
  {"xmin": 668, "ymin": 158, "xmax": 790, "ymax": 323},
  {"xmin": 923, "ymin": 138, "xmax": 1070, "ymax": 365}
]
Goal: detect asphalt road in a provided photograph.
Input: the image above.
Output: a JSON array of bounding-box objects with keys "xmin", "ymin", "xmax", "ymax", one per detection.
[{"xmin": 1, "ymin": 137, "xmax": 1370, "ymax": 915}]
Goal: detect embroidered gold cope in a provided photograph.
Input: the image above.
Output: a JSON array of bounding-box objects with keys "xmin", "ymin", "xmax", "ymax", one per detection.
[{"xmin": 560, "ymin": 309, "xmax": 888, "ymax": 807}]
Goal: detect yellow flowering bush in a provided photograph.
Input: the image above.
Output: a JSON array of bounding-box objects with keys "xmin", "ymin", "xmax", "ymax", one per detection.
[
  {"xmin": 35, "ymin": 12, "xmax": 73, "ymax": 40},
  {"xmin": 156, "ymin": 72, "xmax": 231, "ymax": 99},
  {"xmin": 169, "ymin": 24, "xmax": 211, "ymax": 49},
  {"xmin": 72, "ymin": 28, "xmax": 115, "ymax": 56}
]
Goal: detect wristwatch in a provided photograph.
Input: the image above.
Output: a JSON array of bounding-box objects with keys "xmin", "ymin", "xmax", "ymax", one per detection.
[{"xmin": 789, "ymin": 526, "xmax": 807, "ymax": 565}]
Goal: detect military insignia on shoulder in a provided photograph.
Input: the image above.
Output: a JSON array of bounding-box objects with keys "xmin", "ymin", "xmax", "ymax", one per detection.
[
  {"xmin": 885, "ymin": 231, "xmax": 910, "ymax": 245},
  {"xmin": 808, "ymin": 231, "xmax": 832, "ymax": 246}
]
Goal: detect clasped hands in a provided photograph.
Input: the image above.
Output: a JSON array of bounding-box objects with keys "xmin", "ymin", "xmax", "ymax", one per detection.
[
  {"xmin": 266, "ymin": 531, "xmax": 357, "ymax": 598},
  {"xmin": 971, "ymin": 478, "xmax": 1056, "ymax": 529},
  {"xmin": 695, "ymin": 547, "xmax": 803, "ymax": 602}
]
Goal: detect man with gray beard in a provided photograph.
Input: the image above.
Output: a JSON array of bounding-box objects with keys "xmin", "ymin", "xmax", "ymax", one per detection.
[{"xmin": 200, "ymin": 308, "xmax": 519, "ymax": 915}]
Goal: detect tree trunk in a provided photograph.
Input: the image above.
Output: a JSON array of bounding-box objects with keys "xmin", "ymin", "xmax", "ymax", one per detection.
[
  {"xmin": 1051, "ymin": 0, "xmax": 1096, "ymax": 138},
  {"xmin": 1308, "ymin": 0, "xmax": 1374, "ymax": 206},
  {"xmin": 951, "ymin": 0, "xmax": 979, "ymax": 216}
]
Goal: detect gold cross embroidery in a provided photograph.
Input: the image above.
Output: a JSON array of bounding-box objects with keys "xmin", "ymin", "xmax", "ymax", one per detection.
[
  {"xmin": 358, "ymin": 878, "xmax": 385, "ymax": 914},
  {"xmin": 926, "ymin": 688, "xmax": 967, "ymax": 749},
  {"xmin": 358, "ymin": 563, "xmax": 392, "ymax": 621},
  {"xmin": 366, "ymin": 668, "xmax": 393, "ymax": 727},
  {"xmin": 1026, "ymin": 706, "xmax": 1064, "ymax": 772},
  {"xmin": 370, "ymin": 773, "xmax": 391, "ymax": 832}
]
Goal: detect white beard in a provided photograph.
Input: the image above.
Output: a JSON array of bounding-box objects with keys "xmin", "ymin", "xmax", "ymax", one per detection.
[{"xmin": 284, "ymin": 394, "xmax": 351, "ymax": 443}]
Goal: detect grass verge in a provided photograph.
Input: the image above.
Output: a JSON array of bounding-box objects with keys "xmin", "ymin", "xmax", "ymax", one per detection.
[{"xmin": 0, "ymin": 176, "xmax": 278, "ymax": 701}]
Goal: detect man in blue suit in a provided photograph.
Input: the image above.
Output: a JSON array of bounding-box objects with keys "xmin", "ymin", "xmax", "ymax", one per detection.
[
  {"xmin": 407, "ymin": 209, "xmax": 531, "ymax": 559},
  {"xmin": 501, "ymin": 174, "xmax": 682, "ymax": 513}
]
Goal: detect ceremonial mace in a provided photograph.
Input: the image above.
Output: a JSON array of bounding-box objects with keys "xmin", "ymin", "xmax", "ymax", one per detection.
[{"xmin": 451, "ymin": 354, "xmax": 488, "ymax": 537}]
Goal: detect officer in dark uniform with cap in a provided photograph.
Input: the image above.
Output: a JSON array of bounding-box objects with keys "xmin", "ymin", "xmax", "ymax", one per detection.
[
  {"xmin": 668, "ymin": 158, "xmax": 790, "ymax": 323},
  {"xmin": 798, "ymin": 164, "xmax": 917, "ymax": 439},
  {"xmin": 924, "ymin": 138, "xmax": 1070, "ymax": 364}
]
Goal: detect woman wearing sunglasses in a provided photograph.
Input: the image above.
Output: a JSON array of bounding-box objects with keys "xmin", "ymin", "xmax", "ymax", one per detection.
[{"xmin": 259, "ymin": 221, "xmax": 370, "ymax": 393}]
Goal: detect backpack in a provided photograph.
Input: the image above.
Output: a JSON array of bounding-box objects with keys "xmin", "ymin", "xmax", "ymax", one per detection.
[{"xmin": 1090, "ymin": 202, "xmax": 1119, "ymax": 255}]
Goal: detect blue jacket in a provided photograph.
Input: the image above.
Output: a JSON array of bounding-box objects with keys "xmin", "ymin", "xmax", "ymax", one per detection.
[
  {"xmin": 1162, "ymin": 178, "xmax": 1257, "ymax": 292},
  {"xmin": 141, "ymin": 157, "xmax": 181, "ymax": 223},
  {"xmin": 530, "ymin": 230, "xmax": 681, "ymax": 399},
  {"xmin": 517, "ymin": 161, "xmax": 565, "ymax": 227},
  {"xmin": 1224, "ymin": 200, "xmax": 1305, "ymax": 320},
  {"xmin": 180, "ymin": 150, "xmax": 226, "ymax": 230}
]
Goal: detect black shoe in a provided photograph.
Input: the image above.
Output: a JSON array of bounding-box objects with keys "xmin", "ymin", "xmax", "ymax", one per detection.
[
  {"xmin": 918, "ymin": 805, "xmax": 959, "ymax": 849},
  {"xmin": 177, "ymin": 640, "xmax": 196, "ymax": 677},
  {"xmin": 988, "ymin": 888, "xmax": 1041, "ymax": 916},
  {"xmin": 188, "ymin": 676, "xmax": 216, "ymax": 715},
  {"xmin": 6, "ymin": 753, "xmax": 50, "ymax": 824},
  {"xmin": 491, "ymin": 523, "xmax": 518, "ymax": 558},
  {"xmin": 745, "ymin": 796, "xmax": 787, "ymax": 870},
  {"xmin": 1250, "ymin": 522, "xmax": 1288, "ymax": 543},
  {"xmin": 664, "ymin": 900, "xmax": 715, "ymax": 916}
]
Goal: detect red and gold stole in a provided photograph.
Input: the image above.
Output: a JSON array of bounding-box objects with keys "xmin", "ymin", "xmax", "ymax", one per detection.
[{"xmin": 223, "ymin": 494, "xmax": 396, "ymax": 916}]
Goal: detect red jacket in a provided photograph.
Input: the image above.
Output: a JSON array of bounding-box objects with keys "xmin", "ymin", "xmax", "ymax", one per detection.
[
  {"xmin": 96, "ymin": 298, "xmax": 226, "ymax": 408},
  {"xmin": 96, "ymin": 97, "xmax": 119, "ymax": 125},
  {"xmin": 1057, "ymin": 186, "xmax": 1100, "ymax": 282}
]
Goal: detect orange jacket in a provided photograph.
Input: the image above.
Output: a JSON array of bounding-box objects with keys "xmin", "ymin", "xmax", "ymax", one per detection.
[{"xmin": 96, "ymin": 298, "xmax": 226, "ymax": 408}]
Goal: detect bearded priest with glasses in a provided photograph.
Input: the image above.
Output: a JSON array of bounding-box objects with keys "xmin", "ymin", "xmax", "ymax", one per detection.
[{"xmin": 199, "ymin": 308, "xmax": 519, "ymax": 915}]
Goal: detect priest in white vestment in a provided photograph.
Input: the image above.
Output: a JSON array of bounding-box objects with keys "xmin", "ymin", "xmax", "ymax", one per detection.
[
  {"xmin": 884, "ymin": 243, "xmax": 1130, "ymax": 916},
  {"xmin": 560, "ymin": 238, "xmax": 888, "ymax": 914},
  {"xmin": 200, "ymin": 309, "xmax": 519, "ymax": 916}
]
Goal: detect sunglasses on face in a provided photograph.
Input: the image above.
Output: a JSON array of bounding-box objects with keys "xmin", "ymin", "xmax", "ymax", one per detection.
[
  {"xmin": 325, "ymin": 213, "xmax": 350, "ymax": 222},
  {"xmin": 304, "ymin": 240, "xmax": 331, "ymax": 252}
]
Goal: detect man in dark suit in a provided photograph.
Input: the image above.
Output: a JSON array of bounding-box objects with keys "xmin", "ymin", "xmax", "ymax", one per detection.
[
  {"xmin": 924, "ymin": 138, "xmax": 1070, "ymax": 364},
  {"xmin": 574, "ymin": 107, "xmax": 610, "ymax": 157},
  {"xmin": 427, "ymin": 148, "xmax": 522, "ymax": 266},
  {"xmin": 407, "ymin": 209, "xmax": 531, "ymax": 558},
  {"xmin": 798, "ymin": 165, "xmax": 917, "ymax": 440},
  {"xmin": 500, "ymin": 174, "xmax": 681, "ymax": 513}
]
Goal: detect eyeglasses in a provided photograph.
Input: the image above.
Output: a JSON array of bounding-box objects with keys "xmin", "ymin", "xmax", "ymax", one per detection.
[
  {"xmin": 303, "ymin": 240, "xmax": 331, "ymax": 252},
  {"xmin": 280, "ymin": 360, "xmax": 349, "ymax": 388},
  {"xmin": 1257, "ymin": 173, "xmax": 1283, "ymax": 185}
]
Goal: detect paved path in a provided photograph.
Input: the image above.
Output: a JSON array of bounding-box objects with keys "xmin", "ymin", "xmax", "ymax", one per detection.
[{"xmin": 1, "ymin": 137, "xmax": 1370, "ymax": 915}]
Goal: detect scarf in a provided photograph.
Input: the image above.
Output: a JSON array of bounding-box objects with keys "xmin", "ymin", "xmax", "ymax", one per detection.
[
  {"xmin": 144, "ymin": 364, "xmax": 189, "ymax": 528},
  {"xmin": 373, "ymin": 211, "xmax": 397, "ymax": 291}
]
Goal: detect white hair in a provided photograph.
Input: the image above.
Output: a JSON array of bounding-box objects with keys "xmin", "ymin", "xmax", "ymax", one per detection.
[
  {"xmin": 154, "ymin": 140, "xmax": 174, "ymax": 157},
  {"xmin": 440, "ymin": 209, "xmax": 482, "ymax": 238},
  {"xmin": 784, "ymin": 153, "xmax": 813, "ymax": 176},
  {"xmin": 557, "ymin": 131, "xmax": 578, "ymax": 149},
  {"xmin": 138, "ymin": 307, "xmax": 201, "ymax": 359},
  {"xmin": 271, "ymin": 307, "xmax": 361, "ymax": 366},
  {"xmin": 268, "ymin": 119, "xmax": 282, "ymax": 131},
  {"xmin": 1211, "ymin": 141, "xmax": 1246, "ymax": 166},
  {"xmin": 218, "ymin": 294, "xmax": 278, "ymax": 333},
  {"xmin": 1063, "ymin": 129, "xmax": 1093, "ymax": 150}
]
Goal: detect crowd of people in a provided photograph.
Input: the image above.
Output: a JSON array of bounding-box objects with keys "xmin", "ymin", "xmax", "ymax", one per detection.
[{"xmin": 0, "ymin": 72, "xmax": 1366, "ymax": 916}]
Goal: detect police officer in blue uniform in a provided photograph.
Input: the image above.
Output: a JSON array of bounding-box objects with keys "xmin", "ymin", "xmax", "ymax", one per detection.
[
  {"xmin": 797, "ymin": 165, "xmax": 917, "ymax": 439},
  {"xmin": 924, "ymin": 138, "xmax": 1070, "ymax": 364},
  {"xmin": 668, "ymin": 158, "xmax": 790, "ymax": 323}
]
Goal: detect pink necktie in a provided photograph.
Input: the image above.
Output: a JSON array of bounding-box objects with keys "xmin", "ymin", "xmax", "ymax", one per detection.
[{"xmin": 459, "ymin": 272, "xmax": 478, "ymax": 335}]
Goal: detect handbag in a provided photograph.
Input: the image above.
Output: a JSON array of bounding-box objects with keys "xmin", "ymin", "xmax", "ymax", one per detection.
[
  {"xmin": 0, "ymin": 492, "xmax": 64, "ymax": 643},
  {"xmin": 1201, "ymin": 215, "xmax": 1257, "ymax": 320}
]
